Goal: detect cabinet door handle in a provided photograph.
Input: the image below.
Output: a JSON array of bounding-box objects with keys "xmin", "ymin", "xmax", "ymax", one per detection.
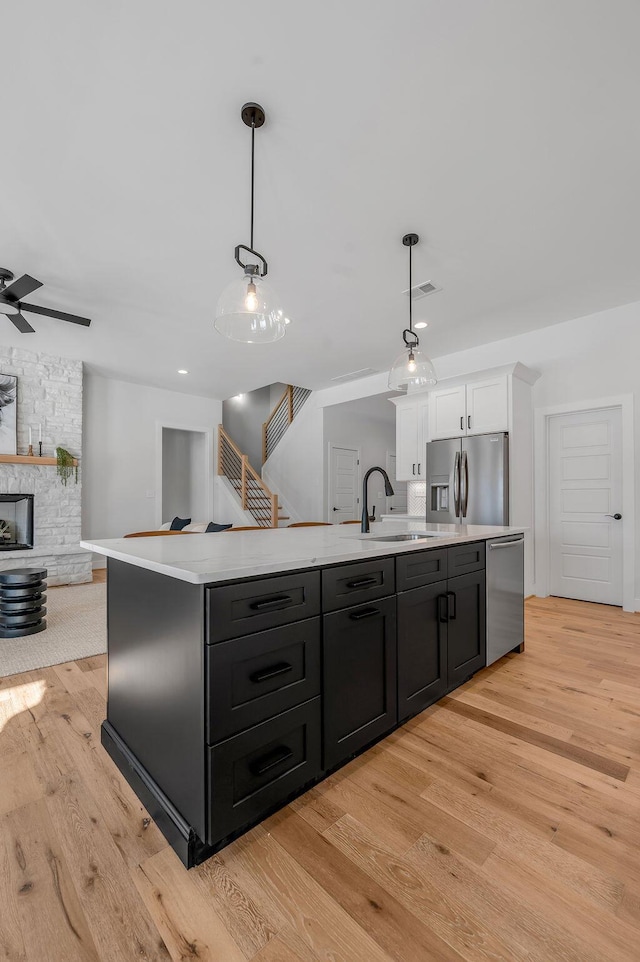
[
  {"xmin": 468, "ymin": 415, "xmax": 471, "ymax": 430},
  {"xmin": 460, "ymin": 416, "xmax": 464, "ymax": 431},
  {"xmin": 250, "ymin": 662, "xmax": 293, "ymax": 684},
  {"xmin": 250, "ymin": 746, "xmax": 293, "ymax": 776},
  {"xmin": 412, "ymin": 463, "xmax": 416, "ymax": 475},
  {"xmin": 438, "ymin": 594, "xmax": 448, "ymax": 623},
  {"xmin": 417, "ymin": 463, "xmax": 421, "ymax": 475},
  {"xmin": 447, "ymin": 591, "xmax": 457, "ymax": 621},
  {"xmin": 249, "ymin": 594, "xmax": 293, "ymax": 611},
  {"xmin": 346, "ymin": 577, "xmax": 378, "ymax": 589},
  {"xmin": 349, "ymin": 606, "xmax": 380, "ymax": 620}
]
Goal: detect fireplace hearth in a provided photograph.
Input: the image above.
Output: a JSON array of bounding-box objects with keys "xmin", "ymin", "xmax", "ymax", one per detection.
[{"xmin": 0, "ymin": 494, "xmax": 34, "ymax": 550}]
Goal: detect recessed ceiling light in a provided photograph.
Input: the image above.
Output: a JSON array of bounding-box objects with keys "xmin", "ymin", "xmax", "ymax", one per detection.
[
  {"xmin": 177, "ymin": 369, "xmax": 189, "ymax": 374},
  {"xmin": 414, "ymin": 321, "xmax": 428, "ymax": 329}
]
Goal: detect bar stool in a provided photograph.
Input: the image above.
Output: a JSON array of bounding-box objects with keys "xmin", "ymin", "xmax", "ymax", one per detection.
[{"xmin": 0, "ymin": 567, "xmax": 47, "ymax": 638}]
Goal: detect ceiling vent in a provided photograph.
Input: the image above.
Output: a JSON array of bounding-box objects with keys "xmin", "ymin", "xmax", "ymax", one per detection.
[
  {"xmin": 402, "ymin": 280, "xmax": 442, "ymax": 300},
  {"xmin": 330, "ymin": 367, "xmax": 379, "ymax": 384}
]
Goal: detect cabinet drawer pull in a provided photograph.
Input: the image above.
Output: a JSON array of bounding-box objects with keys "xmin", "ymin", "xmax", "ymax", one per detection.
[
  {"xmin": 250, "ymin": 745, "xmax": 294, "ymax": 776},
  {"xmin": 438, "ymin": 594, "xmax": 448, "ymax": 623},
  {"xmin": 250, "ymin": 662, "xmax": 293, "ymax": 684},
  {"xmin": 447, "ymin": 591, "xmax": 457, "ymax": 621},
  {"xmin": 349, "ymin": 606, "xmax": 380, "ymax": 620},
  {"xmin": 346, "ymin": 577, "xmax": 378, "ymax": 590},
  {"xmin": 249, "ymin": 594, "xmax": 293, "ymax": 611}
]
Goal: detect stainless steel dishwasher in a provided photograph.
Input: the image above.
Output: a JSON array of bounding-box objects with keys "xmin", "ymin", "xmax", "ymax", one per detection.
[{"xmin": 486, "ymin": 534, "xmax": 525, "ymax": 666}]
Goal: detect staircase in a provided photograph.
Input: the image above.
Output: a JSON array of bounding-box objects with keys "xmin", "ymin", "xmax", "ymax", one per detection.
[
  {"xmin": 263, "ymin": 385, "xmax": 312, "ymax": 462},
  {"xmin": 217, "ymin": 425, "xmax": 289, "ymax": 527}
]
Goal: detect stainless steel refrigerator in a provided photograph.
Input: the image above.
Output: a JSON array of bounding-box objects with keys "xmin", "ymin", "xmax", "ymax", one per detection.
[{"xmin": 425, "ymin": 433, "xmax": 509, "ymax": 526}]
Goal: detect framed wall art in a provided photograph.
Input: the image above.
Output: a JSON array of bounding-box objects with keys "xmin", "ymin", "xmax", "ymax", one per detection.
[{"xmin": 0, "ymin": 375, "xmax": 17, "ymax": 456}]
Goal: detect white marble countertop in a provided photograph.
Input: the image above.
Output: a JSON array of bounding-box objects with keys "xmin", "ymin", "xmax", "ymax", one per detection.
[{"xmin": 81, "ymin": 522, "xmax": 526, "ymax": 586}]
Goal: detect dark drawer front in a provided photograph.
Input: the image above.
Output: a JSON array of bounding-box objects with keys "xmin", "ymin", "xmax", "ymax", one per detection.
[
  {"xmin": 207, "ymin": 618, "xmax": 321, "ymax": 741},
  {"xmin": 322, "ymin": 557, "xmax": 395, "ymax": 612},
  {"xmin": 396, "ymin": 548, "xmax": 448, "ymax": 592},
  {"xmin": 447, "ymin": 541, "xmax": 485, "ymax": 576},
  {"xmin": 208, "ymin": 698, "xmax": 321, "ymax": 844},
  {"xmin": 208, "ymin": 571, "xmax": 320, "ymax": 642}
]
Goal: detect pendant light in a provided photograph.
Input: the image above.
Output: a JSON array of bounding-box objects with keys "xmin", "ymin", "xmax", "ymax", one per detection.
[
  {"xmin": 214, "ymin": 103, "xmax": 286, "ymax": 343},
  {"xmin": 388, "ymin": 233, "xmax": 437, "ymax": 391}
]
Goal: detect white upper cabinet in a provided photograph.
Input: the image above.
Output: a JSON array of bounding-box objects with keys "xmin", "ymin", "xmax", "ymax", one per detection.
[
  {"xmin": 466, "ymin": 376, "xmax": 509, "ymax": 434},
  {"xmin": 393, "ymin": 395, "xmax": 430, "ymax": 481},
  {"xmin": 428, "ymin": 385, "xmax": 466, "ymax": 439},
  {"xmin": 429, "ymin": 375, "xmax": 508, "ymax": 439}
]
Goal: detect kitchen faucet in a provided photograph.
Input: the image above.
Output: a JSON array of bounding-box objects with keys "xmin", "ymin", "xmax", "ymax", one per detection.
[{"xmin": 361, "ymin": 466, "xmax": 394, "ymax": 533}]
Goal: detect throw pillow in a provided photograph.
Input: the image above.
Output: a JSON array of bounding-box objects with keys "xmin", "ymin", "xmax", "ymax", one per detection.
[
  {"xmin": 170, "ymin": 516, "xmax": 191, "ymax": 530},
  {"xmin": 206, "ymin": 522, "xmax": 233, "ymax": 532}
]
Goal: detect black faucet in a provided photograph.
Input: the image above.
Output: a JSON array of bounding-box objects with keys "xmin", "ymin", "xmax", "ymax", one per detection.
[{"xmin": 361, "ymin": 466, "xmax": 394, "ymax": 533}]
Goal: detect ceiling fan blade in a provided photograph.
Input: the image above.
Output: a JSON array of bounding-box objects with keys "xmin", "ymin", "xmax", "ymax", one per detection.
[
  {"xmin": 2, "ymin": 274, "xmax": 43, "ymax": 302},
  {"xmin": 20, "ymin": 302, "xmax": 91, "ymax": 327},
  {"xmin": 9, "ymin": 312, "xmax": 36, "ymax": 334}
]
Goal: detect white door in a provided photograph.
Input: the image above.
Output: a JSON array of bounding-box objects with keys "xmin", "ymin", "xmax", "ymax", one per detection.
[
  {"xmin": 395, "ymin": 401, "xmax": 419, "ymax": 480},
  {"xmin": 548, "ymin": 408, "xmax": 623, "ymax": 605},
  {"xmin": 466, "ymin": 376, "xmax": 508, "ymax": 435},
  {"xmin": 328, "ymin": 445, "xmax": 360, "ymax": 522},
  {"xmin": 429, "ymin": 385, "xmax": 466, "ymax": 439}
]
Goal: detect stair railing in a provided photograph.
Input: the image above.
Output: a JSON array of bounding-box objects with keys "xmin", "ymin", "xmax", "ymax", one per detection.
[
  {"xmin": 262, "ymin": 385, "xmax": 311, "ymax": 462},
  {"xmin": 218, "ymin": 425, "xmax": 279, "ymax": 527}
]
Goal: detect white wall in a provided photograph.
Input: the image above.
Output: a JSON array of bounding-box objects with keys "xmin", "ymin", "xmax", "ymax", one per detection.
[
  {"xmin": 222, "ymin": 386, "xmax": 272, "ymax": 472},
  {"xmin": 82, "ymin": 375, "xmax": 221, "ymax": 552}
]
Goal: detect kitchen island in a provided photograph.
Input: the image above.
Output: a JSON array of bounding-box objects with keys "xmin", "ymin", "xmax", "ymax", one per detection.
[{"xmin": 82, "ymin": 521, "xmax": 526, "ymax": 867}]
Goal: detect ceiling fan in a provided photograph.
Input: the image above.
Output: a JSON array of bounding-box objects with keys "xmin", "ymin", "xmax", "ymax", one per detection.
[{"xmin": 0, "ymin": 268, "xmax": 91, "ymax": 333}]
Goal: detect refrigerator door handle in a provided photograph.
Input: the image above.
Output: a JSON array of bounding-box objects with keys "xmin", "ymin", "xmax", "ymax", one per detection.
[
  {"xmin": 453, "ymin": 451, "xmax": 461, "ymax": 517},
  {"xmin": 461, "ymin": 450, "xmax": 469, "ymax": 517}
]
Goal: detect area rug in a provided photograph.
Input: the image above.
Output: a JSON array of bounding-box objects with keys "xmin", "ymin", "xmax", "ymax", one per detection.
[{"xmin": 0, "ymin": 581, "xmax": 106, "ymax": 678}]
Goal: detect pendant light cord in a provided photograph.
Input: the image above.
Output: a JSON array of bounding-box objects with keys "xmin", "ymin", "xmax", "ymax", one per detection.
[
  {"xmin": 408, "ymin": 242, "xmax": 413, "ymax": 334},
  {"xmin": 250, "ymin": 120, "xmax": 255, "ymax": 251}
]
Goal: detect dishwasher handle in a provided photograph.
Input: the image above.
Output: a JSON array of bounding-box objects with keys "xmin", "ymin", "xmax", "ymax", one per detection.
[{"xmin": 489, "ymin": 538, "xmax": 525, "ymax": 549}]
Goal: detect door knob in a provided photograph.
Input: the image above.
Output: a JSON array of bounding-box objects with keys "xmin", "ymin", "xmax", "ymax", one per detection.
[
  {"xmin": 605, "ymin": 513, "xmax": 622, "ymax": 520},
  {"xmin": 332, "ymin": 507, "xmax": 339, "ymax": 512}
]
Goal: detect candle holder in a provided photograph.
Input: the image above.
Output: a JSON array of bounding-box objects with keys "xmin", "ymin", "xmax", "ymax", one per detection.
[
  {"xmin": 27, "ymin": 444, "xmax": 33, "ymax": 457},
  {"xmin": 38, "ymin": 441, "xmax": 42, "ymax": 458}
]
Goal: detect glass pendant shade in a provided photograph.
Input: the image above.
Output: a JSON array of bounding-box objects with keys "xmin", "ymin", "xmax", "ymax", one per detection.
[
  {"xmin": 214, "ymin": 272, "xmax": 286, "ymax": 343},
  {"xmin": 388, "ymin": 345, "xmax": 438, "ymax": 392}
]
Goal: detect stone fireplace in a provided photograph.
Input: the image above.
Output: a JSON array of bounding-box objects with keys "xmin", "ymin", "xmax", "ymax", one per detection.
[{"xmin": 0, "ymin": 347, "xmax": 92, "ymax": 585}]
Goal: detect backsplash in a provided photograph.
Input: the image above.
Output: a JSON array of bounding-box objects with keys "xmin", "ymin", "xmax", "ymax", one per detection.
[{"xmin": 407, "ymin": 481, "xmax": 427, "ymax": 516}]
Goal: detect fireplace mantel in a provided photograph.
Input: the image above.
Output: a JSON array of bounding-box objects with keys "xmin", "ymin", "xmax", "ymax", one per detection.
[{"xmin": 0, "ymin": 454, "xmax": 78, "ymax": 467}]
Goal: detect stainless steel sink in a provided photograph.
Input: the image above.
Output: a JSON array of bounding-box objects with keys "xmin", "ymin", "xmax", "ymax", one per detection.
[{"xmin": 360, "ymin": 533, "xmax": 446, "ymax": 542}]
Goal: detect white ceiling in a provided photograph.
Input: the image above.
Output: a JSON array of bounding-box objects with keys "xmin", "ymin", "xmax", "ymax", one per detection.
[{"xmin": 2, "ymin": 1, "xmax": 639, "ymax": 400}]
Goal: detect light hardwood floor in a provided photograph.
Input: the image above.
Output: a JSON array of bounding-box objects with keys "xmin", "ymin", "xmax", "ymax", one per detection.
[{"xmin": 1, "ymin": 596, "xmax": 639, "ymax": 962}]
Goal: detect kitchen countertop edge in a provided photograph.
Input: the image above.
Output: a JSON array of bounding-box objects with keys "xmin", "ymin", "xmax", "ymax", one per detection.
[{"xmin": 81, "ymin": 524, "xmax": 526, "ymax": 586}]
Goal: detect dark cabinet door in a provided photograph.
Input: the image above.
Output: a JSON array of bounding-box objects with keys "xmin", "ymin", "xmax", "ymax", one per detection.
[
  {"xmin": 446, "ymin": 570, "xmax": 486, "ymax": 688},
  {"xmin": 323, "ymin": 596, "xmax": 397, "ymax": 769},
  {"xmin": 397, "ymin": 582, "xmax": 448, "ymax": 721}
]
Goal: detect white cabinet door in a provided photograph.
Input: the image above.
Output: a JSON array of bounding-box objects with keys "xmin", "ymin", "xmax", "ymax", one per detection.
[
  {"xmin": 395, "ymin": 402, "xmax": 419, "ymax": 480},
  {"xmin": 466, "ymin": 376, "xmax": 508, "ymax": 434},
  {"xmin": 428, "ymin": 385, "xmax": 466, "ymax": 440},
  {"xmin": 416, "ymin": 398, "xmax": 430, "ymax": 478}
]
